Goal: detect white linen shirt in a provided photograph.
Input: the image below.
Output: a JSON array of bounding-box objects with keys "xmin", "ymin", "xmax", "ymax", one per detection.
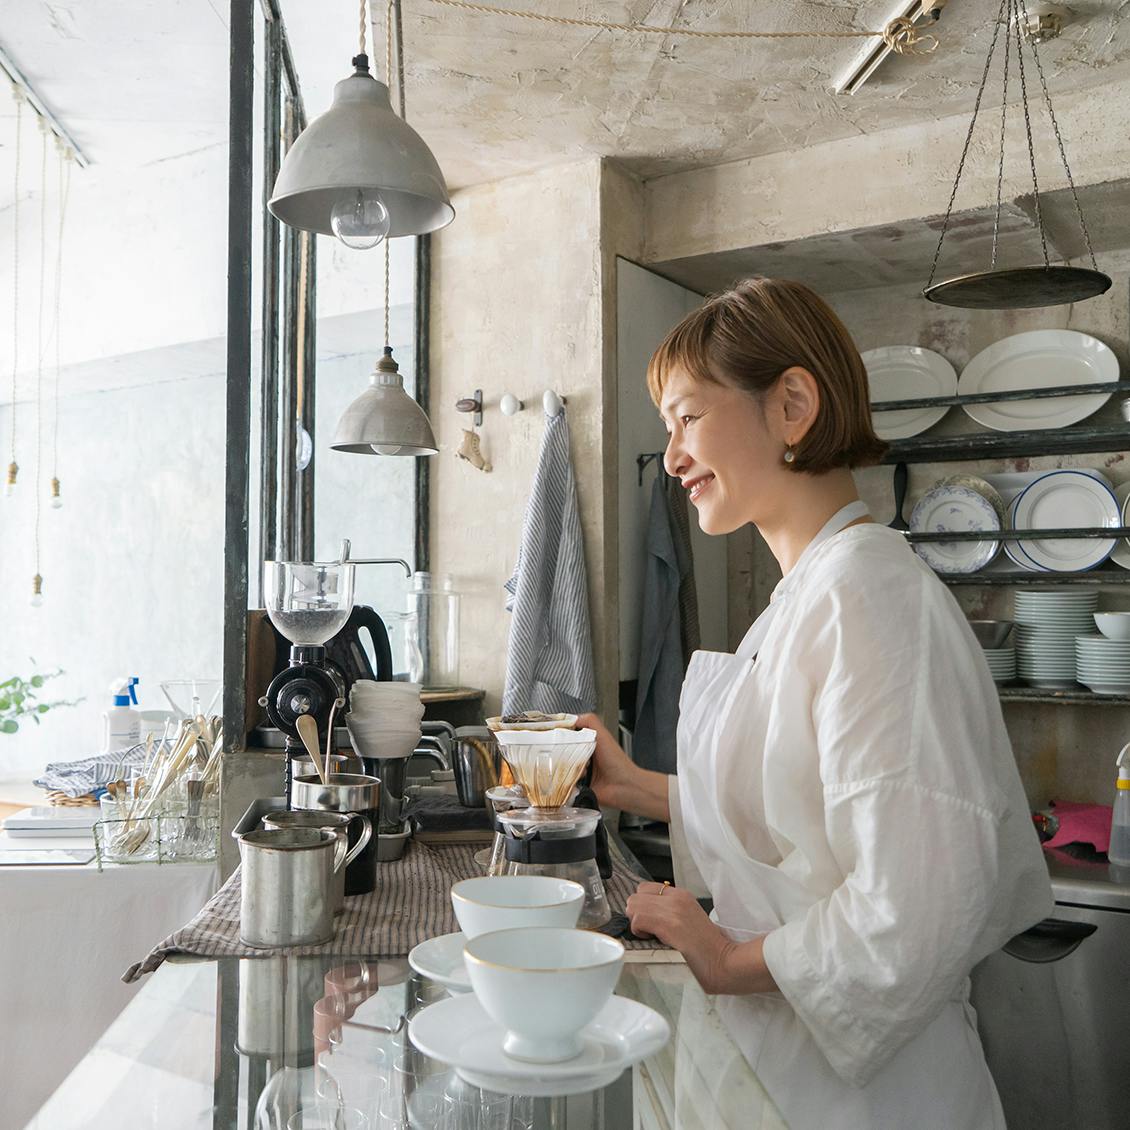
[{"xmin": 670, "ymin": 522, "xmax": 1052, "ymax": 1086}]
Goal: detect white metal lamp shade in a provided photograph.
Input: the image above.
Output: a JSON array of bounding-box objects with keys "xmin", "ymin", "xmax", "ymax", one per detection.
[
  {"xmin": 269, "ymin": 64, "xmax": 454, "ymax": 238},
  {"xmin": 332, "ymin": 348, "xmax": 438, "ymax": 456}
]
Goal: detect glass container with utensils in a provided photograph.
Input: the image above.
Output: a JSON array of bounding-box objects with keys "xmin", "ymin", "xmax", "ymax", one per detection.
[{"xmin": 493, "ymin": 727, "xmax": 610, "ymax": 927}]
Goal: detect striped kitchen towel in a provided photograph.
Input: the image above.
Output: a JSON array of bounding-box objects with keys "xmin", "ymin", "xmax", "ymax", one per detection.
[
  {"xmin": 502, "ymin": 408, "xmax": 596, "ymax": 716},
  {"xmin": 33, "ymin": 745, "xmax": 149, "ymax": 797}
]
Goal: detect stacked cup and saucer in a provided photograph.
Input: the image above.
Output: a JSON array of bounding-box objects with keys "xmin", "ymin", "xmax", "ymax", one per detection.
[{"xmin": 407, "ymin": 873, "xmax": 669, "ymax": 1096}]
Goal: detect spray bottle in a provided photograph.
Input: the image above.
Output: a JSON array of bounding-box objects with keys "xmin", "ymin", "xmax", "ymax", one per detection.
[
  {"xmin": 1109, "ymin": 743, "xmax": 1130, "ymax": 867},
  {"xmin": 102, "ymin": 678, "xmax": 142, "ymax": 754}
]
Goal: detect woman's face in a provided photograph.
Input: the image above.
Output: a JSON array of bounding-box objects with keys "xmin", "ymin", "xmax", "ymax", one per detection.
[{"xmin": 659, "ymin": 366, "xmax": 789, "ymax": 535}]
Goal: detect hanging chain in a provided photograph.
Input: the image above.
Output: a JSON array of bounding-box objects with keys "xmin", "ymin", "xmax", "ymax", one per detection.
[
  {"xmin": 8, "ymin": 89, "xmax": 24, "ymax": 491},
  {"xmin": 1011, "ymin": 0, "xmax": 1049, "ymax": 268},
  {"xmin": 424, "ymin": 0, "xmax": 940, "ymax": 52},
  {"xmin": 990, "ymin": 0, "xmax": 1012, "ymax": 270},
  {"xmin": 1026, "ymin": 14, "xmax": 1099, "ymax": 270},
  {"xmin": 926, "ymin": 0, "xmax": 1009, "ymax": 289},
  {"xmin": 33, "ymin": 120, "xmax": 49, "ymax": 595},
  {"xmin": 394, "ymin": 0, "xmax": 406, "ymax": 118},
  {"xmin": 51, "ymin": 141, "xmax": 73, "ymax": 503}
]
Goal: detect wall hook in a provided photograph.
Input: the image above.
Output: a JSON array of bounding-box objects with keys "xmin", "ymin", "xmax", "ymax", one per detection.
[
  {"xmin": 543, "ymin": 390, "xmax": 567, "ymax": 417},
  {"xmin": 500, "ymin": 393, "xmax": 524, "ymax": 417},
  {"xmin": 455, "ymin": 389, "xmax": 483, "ymax": 427}
]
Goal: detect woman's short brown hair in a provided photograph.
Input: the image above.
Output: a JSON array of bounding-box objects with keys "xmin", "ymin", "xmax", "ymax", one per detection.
[{"xmin": 646, "ymin": 277, "xmax": 887, "ymax": 473}]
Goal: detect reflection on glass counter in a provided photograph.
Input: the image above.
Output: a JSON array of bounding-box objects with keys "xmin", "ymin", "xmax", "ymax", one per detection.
[{"xmin": 25, "ymin": 955, "xmax": 786, "ymax": 1130}]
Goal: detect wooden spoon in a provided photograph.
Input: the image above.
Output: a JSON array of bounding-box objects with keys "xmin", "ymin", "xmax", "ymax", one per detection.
[{"xmin": 296, "ymin": 714, "xmax": 328, "ymax": 785}]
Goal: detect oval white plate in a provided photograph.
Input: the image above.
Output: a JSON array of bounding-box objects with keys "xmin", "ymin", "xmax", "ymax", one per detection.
[
  {"xmin": 863, "ymin": 346, "xmax": 957, "ymax": 441},
  {"xmin": 408, "ymin": 931, "xmax": 472, "ymax": 994},
  {"xmin": 1012, "ymin": 470, "xmax": 1118, "ymax": 572},
  {"xmin": 408, "ymin": 993, "xmax": 669, "ymax": 1081},
  {"xmin": 909, "ymin": 483, "xmax": 1000, "ymax": 573},
  {"xmin": 958, "ymin": 330, "xmax": 1118, "ymax": 432}
]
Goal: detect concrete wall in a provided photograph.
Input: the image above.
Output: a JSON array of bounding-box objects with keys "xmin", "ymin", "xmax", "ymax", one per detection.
[{"xmin": 430, "ymin": 158, "xmax": 630, "ymax": 722}]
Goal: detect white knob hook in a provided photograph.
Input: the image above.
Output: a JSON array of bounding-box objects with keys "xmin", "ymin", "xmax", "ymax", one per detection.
[
  {"xmin": 543, "ymin": 390, "xmax": 566, "ymax": 417},
  {"xmin": 500, "ymin": 393, "xmax": 524, "ymax": 417}
]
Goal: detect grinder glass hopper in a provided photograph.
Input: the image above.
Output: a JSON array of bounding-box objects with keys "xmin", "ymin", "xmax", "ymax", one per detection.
[
  {"xmin": 261, "ymin": 560, "xmax": 356, "ymax": 798},
  {"xmin": 495, "ymin": 728, "xmax": 611, "ymax": 928}
]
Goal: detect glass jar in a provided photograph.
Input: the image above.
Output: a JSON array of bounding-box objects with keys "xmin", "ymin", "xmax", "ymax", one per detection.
[{"xmin": 406, "ymin": 572, "xmax": 461, "ymax": 690}]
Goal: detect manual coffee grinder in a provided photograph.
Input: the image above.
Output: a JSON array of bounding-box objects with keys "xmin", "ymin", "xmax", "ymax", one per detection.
[
  {"xmin": 260, "ymin": 559, "xmax": 355, "ymax": 804},
  {"xmin": 494, "ymin": 728, "xmax": 612, "ymax": 928}
]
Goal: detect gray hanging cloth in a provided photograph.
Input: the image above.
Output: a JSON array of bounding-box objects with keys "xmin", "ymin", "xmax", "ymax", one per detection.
[
  {"xmin": 633, "ymin": 469, "xmax": 697, "ymax": 773},
  {"xmin": 664, "ymin": 472, "xmax": 700, "ymax": 663},
  {"xmin": 502, "ymin": 410, "xmax": 596, "ymax": 715}
]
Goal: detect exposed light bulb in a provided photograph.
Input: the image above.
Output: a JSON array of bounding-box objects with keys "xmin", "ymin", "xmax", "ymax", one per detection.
[
  {"xmin": 371, "ymin": 444, "xmax": 403, "ymax": 455},
  {"xmin": 6, "ymin": 461, "xmax": 18, "ymax": 496},
  {"xmin": 31, "ymin": 574, "xmax": 43, "ymax": 607},
  {"xmin": 330, "ymin": 190, "xmax": 390, "ymax": 250},
  {"xmin": 50, "ymin": 477, "xmax": 62, "ymax": 509}
]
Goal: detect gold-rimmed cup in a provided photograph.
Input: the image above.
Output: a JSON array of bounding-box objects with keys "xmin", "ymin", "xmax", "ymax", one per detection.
[
  {"xmin": 449, "ymin": 875, "xmax": 584, "ymax": 939},
  {"xmin": 463, "ymin": 927, "xmax": 625, "ymax": 1063}
]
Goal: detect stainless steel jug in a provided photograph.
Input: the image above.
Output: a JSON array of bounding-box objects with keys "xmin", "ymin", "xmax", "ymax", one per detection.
[
  {"xmin": 262, "ymin": 809, "xmax": 371, "ymax": 915},
  {"xmin": 292, "ymin": 773, "xmax": 382, "ymax": 895},
  {"xmin": 237, "ymin": 827, "xmax": 362, "ymax": 948}
]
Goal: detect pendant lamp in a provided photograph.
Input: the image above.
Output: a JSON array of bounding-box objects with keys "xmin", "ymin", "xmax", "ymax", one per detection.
[
  {"xmin": 331, "ymin": 346, "xmax": 438, "ymax": 455},
  {"xmin": 923, "ymin": 0, "xmax": 1110, "ymax": 309},
  {"xmin": 268, "ymin": 0, "xmax": 453, "ymax": 242}
]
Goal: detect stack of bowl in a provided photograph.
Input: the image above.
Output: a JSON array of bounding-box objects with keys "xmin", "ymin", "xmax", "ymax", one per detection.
[
  {"xmin": 346, "ymin": 680, "xmax": 424, "ymax": 760},
  {"xmin": 968, "ymin": 620, "xmax": 1016, "ymax": 684},
  {"xmin": 1076, "ymin": 613, "xmax": 1130, "ymax": 695},
  {"xmin": 1013, "ymin": 590, "xmax": 1099, "ymax": 690}
]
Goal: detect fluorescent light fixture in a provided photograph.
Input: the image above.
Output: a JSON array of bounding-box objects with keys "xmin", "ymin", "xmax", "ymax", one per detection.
[{"xmin": 833, "ymin": 0, "xmax": 947, "ymax": 96}]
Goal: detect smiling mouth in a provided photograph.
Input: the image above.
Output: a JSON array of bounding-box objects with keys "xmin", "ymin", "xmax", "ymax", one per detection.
[{"xmin": 686, "ymin": 474, "xmax": 715, "ymax": 502}]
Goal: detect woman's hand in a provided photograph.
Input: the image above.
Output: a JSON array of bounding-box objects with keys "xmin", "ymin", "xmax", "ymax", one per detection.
[
  {"xmin": 576, "ymin": 713, "xmax": 639, "ymax": 811},
  {"xmin": 626, "ymin": 882, "xmax": 777, "ymax": 996}
]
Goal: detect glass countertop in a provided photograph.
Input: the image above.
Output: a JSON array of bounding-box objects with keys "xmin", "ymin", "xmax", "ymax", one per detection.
[{"xmin": 25, "ymin": 952, "xmax": 786, "ymax": 1130}]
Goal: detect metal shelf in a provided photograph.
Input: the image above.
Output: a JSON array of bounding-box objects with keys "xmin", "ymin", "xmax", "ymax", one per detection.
[
  {"xmin": 998, "ymin": 686, "xmax": 1130, "ymax": 706},
  {"xmin": 940, "ymin": 569, "xmax": 1130, "ymax": 585},
  {"xmin": 871, "ymin": 380, "xmax": 1130, "ymax": 413},
  {"xmin": 906, "ymin": 527, "xmax": 1130, "ymax": 544},
  {"xmin": 882, "ymin": 424, "xmax": 1130, "ymax": 464}
]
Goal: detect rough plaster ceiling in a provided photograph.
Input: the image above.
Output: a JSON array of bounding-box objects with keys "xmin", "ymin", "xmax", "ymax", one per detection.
[
  {"xmin": 2, "ymin": 0, "xmax": 1128, "ymax": 204},
  {"xmin": 652, "ymin": 176, "xmax": 1130, "ymax": 294}
]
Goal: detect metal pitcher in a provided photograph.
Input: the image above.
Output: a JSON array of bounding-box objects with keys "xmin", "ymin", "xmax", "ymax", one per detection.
[
  {"xmin": 237, "ymin": 826, "xmax": 362, "ymax": 948},
  {"xmin": 262, "ymin": 809, "xmax": 372, "ymax": 915},
  {"xmin": 292, "ymin": 773, "xmax": 382, "ymax": 895},
  {"xmin": 452, "ymin": 727, "xmax": 500, "ymax": 808}
]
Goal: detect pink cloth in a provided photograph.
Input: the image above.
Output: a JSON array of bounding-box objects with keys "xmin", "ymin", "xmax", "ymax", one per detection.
[{"xmin": 1044, "ymin": 801, "xmax": 1113, "ymax": 853}]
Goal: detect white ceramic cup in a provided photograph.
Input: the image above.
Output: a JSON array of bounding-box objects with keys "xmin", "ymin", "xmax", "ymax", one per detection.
[
  {"xmin": 463, "ymin": 927, "xmax": 624, "ymax": 1062},
  {"xmin": 449, "ymin": 875, "xmax": 584, "ymax": 939}
]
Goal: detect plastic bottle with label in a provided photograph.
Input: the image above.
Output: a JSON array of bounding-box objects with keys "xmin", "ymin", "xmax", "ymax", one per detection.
[
  {"xmin": 102, "ymin": 677, "xmax": 142, "ymax": 754},
  {"xmin": 1109, "ymin": 742, "xmax": 1130, "ymax": 867}
]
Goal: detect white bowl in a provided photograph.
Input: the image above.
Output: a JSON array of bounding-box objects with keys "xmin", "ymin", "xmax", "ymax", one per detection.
[
  {"xmin": 450, "ymin": 876, "xmax": 584, "ymax": 940},
  {"xmin": 463, "ymin": 927, "xmax": 624, "ymax": 1063},
  {"xmin": 346, "ymin": 722, "xmax": 420, "ymax": 760},
  {"xmin": 1094, "ymin": 613, "xmax": 1130, "ymax": 641}
]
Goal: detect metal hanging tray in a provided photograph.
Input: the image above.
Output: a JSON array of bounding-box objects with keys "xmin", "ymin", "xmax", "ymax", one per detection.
[{"xmin": 924, "ymin": 266, "xmax": 1112, "ymax": 310}]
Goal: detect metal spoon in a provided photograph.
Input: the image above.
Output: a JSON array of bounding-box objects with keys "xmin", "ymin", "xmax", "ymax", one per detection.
[
  {"xmin": 889, "ymin": 462, "xmax": 910, "ymax": 531},
  {"xmin": 295, "ymin": 714, "xmax": 328, "ymax": 785}
]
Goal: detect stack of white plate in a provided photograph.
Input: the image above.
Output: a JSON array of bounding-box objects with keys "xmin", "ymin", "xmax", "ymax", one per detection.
[
  {"xmin": 1013, "ymin": 590, "xmax": 1099, "ymax": 689},
  {"xmin": 347, "ymin": 680, "xmax": 425, "ymax": 759},
  {"xmin": 982, "ymin": 647, "xmax": 1017, "ymax": 684},
  {"xmin": 1074, "ymin": 636, "xmax": 1130, "ymax": 695}
]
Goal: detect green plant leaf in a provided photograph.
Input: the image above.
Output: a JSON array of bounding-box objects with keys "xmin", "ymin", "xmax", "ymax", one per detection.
[
  {"xmin": 37, "ymin": 703, "xmax": 50, "ymax": 713},
  {"xmin": 0, "ymin": 720, "xmax": 18, "ymax": 734},
  {"xmin": 30, "ymin": 674, "xmax": 44, "ymax": 687}
]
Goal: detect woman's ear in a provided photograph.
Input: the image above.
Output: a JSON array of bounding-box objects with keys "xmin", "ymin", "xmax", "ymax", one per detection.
[{"xmin": 779, "ymin": 366, "xmax": 820, "ymax": 444}]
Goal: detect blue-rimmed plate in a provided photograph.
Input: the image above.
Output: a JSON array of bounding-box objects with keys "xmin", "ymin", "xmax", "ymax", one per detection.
[{"xmin": 1012, "ymin": 470, "xmax": 1118, "ymax": 572}]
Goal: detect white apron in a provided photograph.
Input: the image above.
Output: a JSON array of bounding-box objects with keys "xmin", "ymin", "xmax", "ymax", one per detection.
[{"xmin": 675, "ymin": 502, "xmax": 1005, "ymax": 1130}]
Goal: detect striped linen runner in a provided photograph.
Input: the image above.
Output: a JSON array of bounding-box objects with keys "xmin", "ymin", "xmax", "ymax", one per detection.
[
  {"xmin": 123, "ymin": 838, "xmax": 662, "ymax": 982},
  {"xmin": 502, "ymin": 409, "xmax": 596, "ymax": 715}
]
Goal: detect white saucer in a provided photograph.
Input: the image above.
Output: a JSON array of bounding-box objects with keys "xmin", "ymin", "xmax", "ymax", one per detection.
[
  {"xmin": 456, "ymin": 1065, "xmax": 625, "ymax": 1097},
  {"xmin": 408, "ymin": 931, "xmax": 472, "ymax": 994},
  {"xmin": 408, "ymin": 993, "xmax": 669, "ymax": 1082}
]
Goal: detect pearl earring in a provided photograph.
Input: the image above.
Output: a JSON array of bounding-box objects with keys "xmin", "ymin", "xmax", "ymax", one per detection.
[{"xmin": 784, "ymin": 446, "xmax": 796, "ymax": 464}]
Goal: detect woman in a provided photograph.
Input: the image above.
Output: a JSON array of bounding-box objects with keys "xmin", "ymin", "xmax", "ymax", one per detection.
[{"xmin": 581, "ymin": 278, "xmax": 1051, "ymax": 1129}]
